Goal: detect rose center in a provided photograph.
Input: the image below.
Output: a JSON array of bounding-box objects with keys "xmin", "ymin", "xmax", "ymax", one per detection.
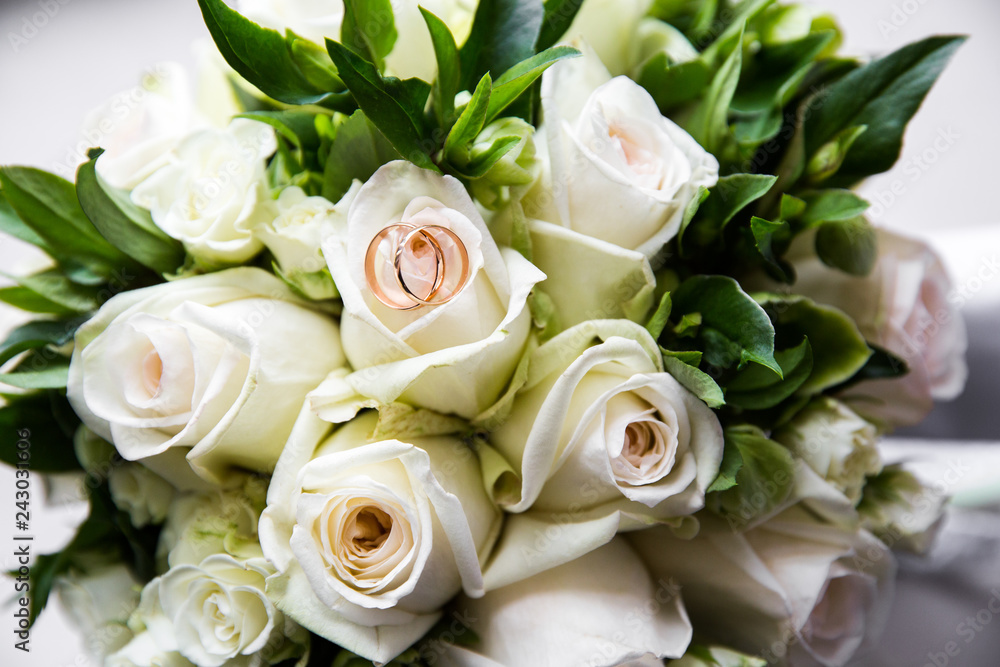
[
  {"xmin": 346, "ymin": 507, "xmax": 392, "ymax": 555},
  {"xmin": 141, "ymin": 349, "xmax": 163, "ymax": 397},
  {"xmin": 609, "ymin": 123, "xmax": 665, "ymax": 190},
  {"xmin": 623, "ymin": 422, "xmax": 655, "ymax": 466}
]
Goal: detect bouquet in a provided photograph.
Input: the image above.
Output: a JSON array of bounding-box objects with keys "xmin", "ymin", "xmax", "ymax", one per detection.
[{"xmin": 1, "ymin": 0, "xmax": 968, "ymax": 665}]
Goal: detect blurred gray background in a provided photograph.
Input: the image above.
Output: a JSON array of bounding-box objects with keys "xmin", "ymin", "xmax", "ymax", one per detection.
[{"xmin": 0, "ymin": 0, "xmax": 998, "ymax": 665}]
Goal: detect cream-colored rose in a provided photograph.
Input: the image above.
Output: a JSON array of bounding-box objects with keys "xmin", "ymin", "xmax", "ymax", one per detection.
[
  {"xmin": 517, "ymin": 46, "xmax": 718, "ymax": 327},
  {"xmin": 254, "ymin": 186, "xmax": 338, "ymax": 300},
  {"xmin": 528, "ymin": 46, "xmax": 719, "ymax": 258},
  {"xmin": 259, "ymin": 410, "xmax": 500, "ymax": 663},
  {"xmin": 630, "ymin": 508, "xmax": 896, "ymax": 667},
  {"xmin": 67, "ymin": 268, "xmax": 345, "ymax": 486},
  {"xmin": 107, "ymin": 632, "xmax": 193, "ymax": 667},
  {"xmin": 482, "ymin": 320, "xmax": 724, "ymax": 589},
  {"xmin": 132, "ymin": 554, "xmax": 304, "ymax": 667},
  {"xmin": 773, "ymin": 398, "xmax": 883, "ymax": 504},
  {"xmin": 437, "ymin": 538, "xmax": 691, "ymax": 667},
  {"xmin": 109, "ymin": 462, "xmax": 176, "ymax": 527},
  {"xmin": 791, "ymin": 228, "xmax": 968, "ymax": 427},
  {"xmin": 238, "ymin": 0, "xmax": 476, "ymax": 82},
  {"xmin": 84, "ymin": 63, "xmax": 205, "ymax": 191},
  {"xmin": 131, "ymin": 119, "xmax": 277, "ymax": 266},
  {"xmin": 57, "ymin": 563, "xmax": 142, "ymax": 662},
  {"xmin": 318, "ymin": 160, "xmax": 544, "ymax": 419}
]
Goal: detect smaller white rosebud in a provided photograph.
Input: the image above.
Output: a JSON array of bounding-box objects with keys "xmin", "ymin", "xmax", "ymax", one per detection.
[
  {"xmin": 109, "ymin": 462, "xmax": 175, "ymax": 528},
  {"xmin": 859, "ymin": 465, "xmax": 948, "ymax": 555},
  {"xmin": 255, "ymin": 186, "xmax": 339, "ymax": 300},
  {"xmin": 774, "ymin": 397, "xmax": 883, "ymax": 504},
  {"xmin": 467, "ymin": 118, "xmax": 541, "ymax": 210}
]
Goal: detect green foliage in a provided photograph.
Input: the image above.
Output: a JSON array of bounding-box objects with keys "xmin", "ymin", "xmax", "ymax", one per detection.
[
  {"xmin": 707, "ymin": 425, "xmax": 795, "ymax": 524},
  {"xmin": 76, "ymin": 154, "xmax": 186, "ymax": 274},
  {"xmin": 667, "ymin": 275, "xmax": 780, "ymax": 375},
  {"xmin": 805, "ymin": 35, "xmax": 965, "ymax": 187}
]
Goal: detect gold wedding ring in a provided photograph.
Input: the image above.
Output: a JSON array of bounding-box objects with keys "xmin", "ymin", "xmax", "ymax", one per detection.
[{"xmin": 364, "ymin": 223, "xmax": 471, "ymax": 310}]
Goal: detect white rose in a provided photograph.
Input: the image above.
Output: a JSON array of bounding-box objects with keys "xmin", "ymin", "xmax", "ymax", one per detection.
[
  {"xmin": 630, "ymin": 508, "xmax": 896, "ymax": 667},
  {"xmin": 238, "ymin": 0, "xmax": 476, "ymax": 82},
  {"xmin": 84, "ymin": 63, "xmax": 205, "ymax": 191},
  {"xmin": 253, "ymin": 186, "xmax": 338, "ymax": 300},
  {"xmin": 483, "ymin": 320, "xmax": 724, "ymax": 589},
  {"xmin": 109, "ymin": 462, "xmax": 177, "ymax": 527},
  {"xmin": 132, "ymin": 554, "xmax": 303, "ymax": 667},
  {"xmin": 57, "ymin": 564, "xmax": 142, "ymax": 662},
  {"xmin": 518, "ymin": 46, "xmax": 718, "ymax": 327},
  {"xmin": 437, "ymin": 538, "xmax": 691, "ymax": 667},
  {"xmin": 67, "ymin": 268, "xmax": 345, "ymax": 486},
  {"xmin": 791, "ymin": 228, "xmax": 968, "ymax": 427},
  {"xmin": 528, "ymin": 46, "xmax": 719, "ymax": 258},
  {"xmin": 131, "ymin": 119, "xmax": 277, "ymax": 266},
  {"xmin": 773, "ymin": 398, "xmax": 883, "ymax": 504},
  {"xmin": 562, "ymin": 0, "xmax": 654, "ymax": 76},
  {"xmin": 319, "ymin": 160, "xmax": 544, "ymax": 419},
  {"xmin": 259, "ymin": 410, "xmax": 500, "ymax": 663},
  {"xmin": 108, "ymin": 632, "xmax": 193, "ymax": 667}
]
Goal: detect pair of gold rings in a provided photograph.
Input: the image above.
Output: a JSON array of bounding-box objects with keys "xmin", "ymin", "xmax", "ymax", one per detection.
[{"xmin": 364, "ymin": 223, "xmax": 471, "ymax": 311}]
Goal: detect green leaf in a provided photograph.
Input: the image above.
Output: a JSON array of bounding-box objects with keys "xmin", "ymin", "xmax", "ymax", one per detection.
[
  {"xmin": 237, "ymin": 111, "xmax": 322, "ymax": 151},
  {"xmin": 536, "ymin": 0, "xmax": 586, "ymax": 51},
  {"xmin": 646, "ymin": 292, "xmax": 673, "ymax": 340},
  {"xmin": 709, "ymin": 425, "xmax": 796, "ymax": 528},
  {"xmin": 341, "ymin": 0, "xmax": 398, "ymax": 69},
  {"xmin": 699, "ymin": 174, "xmax": 778, "ymax": 229},
  {"xmin": 815, "ymin": 215, "xmax": 878, "ymax": 276},
  {"xmin": 421, "ymin": 7, "xmax": 462, "ymax": 126},
  {"xmin": 0, "ymin": 287, "xmax": 80, "ymax": 316},
  {"xmin": 0, "ymin": 352, "xmax": 70, "ymax": 389},
  {"xmin": 460, "ymin": 0, "xmax": 544, "ymax": 89},
  {"xmin": 197, "ymin": 0, "xmax": 340, "ymax": 106},
  {"xmin": 750, "ymin": 216, "xmax": 793, "ymax": 282},
  {"xmin": 0, "ymin": 391, "xmax": 81, "ymax": 473},
  {"xmin": 798, "ymin": 189, "xmax": 869, "ymax": 225},
  {"xmin": 0, "ymin": 191, "xmax": 49, "ymax": 250},
  {"xmin": 726, "ymin": 338, "xmax": 813, "ymax": 410},
  {"xmin": 700, "ymin": 0, "xmax": 772, "ymax": 66},
  {"xmin": 486, "ymin": 45, "xmax": 579, "ymax": 123},
  {"xmin": 1, "ymin": 270, "xmax": 101, "ymax": 314},
  {"xmin": 0, "ymin": 319, "xmax": 81, "ymax": 367},
  {"xmin": 662, "ymin": 354, "xmax": 725, "ymax": 408},
  {"xmin": 758, "ymin": 295, "xmax": 872, "ymax": 394},
  {"xmin": 445, "ymin": 74, "xmax": 493, "ymax": 158},
  {"xmin": 831, "ymin": 344, "xmax": 908, "ymax": 392},
  {"xmin": 779, "ymin": 194, "xmax": 807, "ymax": 221},
  {"xmin": 706, "ymin": 435, "xmax": 743, "ymax": 493},
  {"xmin": 685, "ymin": 25, "xmax": 743, "ymax": 154},
  {"xmin": 639, "ymin": 54, "xmax": 712, "ymax": 114},
  {"xmin": 322, "ymin": 110, "xmax": 401, "ymax": 203},
  {"xmin": 805, "ymin": 35, "xmax": 966, "ymax": 186},
  {"xmin": 733, "ymin": 31, "xmax": 836, "ymax": 113},
  {"xmin": 76, "ymin": 156, "xmax": 185, "ymax": 274},
  {"xmin": 671, "ymin": 275, "xmax": 779, "ymax": 374},
  {"xmin": 325, "ymin": 41, "xmax": 436, "ymax": 170},
  {"xmin": 0, "ymin": 167, "xmax": 133, "ymax": 282}
]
